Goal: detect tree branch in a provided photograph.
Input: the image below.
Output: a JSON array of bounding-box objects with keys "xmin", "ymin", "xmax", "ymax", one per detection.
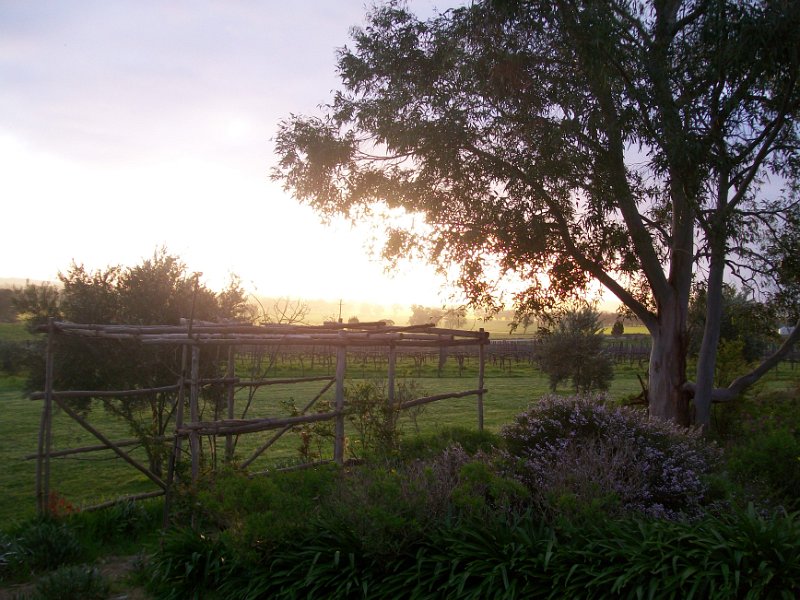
[{"xmin": 685, "ymin": 317, "xmax": 800, "ymax": 403}]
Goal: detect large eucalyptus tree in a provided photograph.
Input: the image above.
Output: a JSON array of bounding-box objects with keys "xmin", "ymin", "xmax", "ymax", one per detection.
[{"xmin": 274, "ymin": 0, "xmax": 800, "ymax": 426}]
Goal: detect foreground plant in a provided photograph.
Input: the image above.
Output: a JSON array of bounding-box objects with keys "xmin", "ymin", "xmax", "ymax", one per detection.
[{"xmin": 501, "ymin": 394, "xmax": 720, "ymax": 519}]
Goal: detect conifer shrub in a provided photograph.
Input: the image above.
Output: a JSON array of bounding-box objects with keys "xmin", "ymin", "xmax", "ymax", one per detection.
[{"xmin": 501, "ymin": 394, "xmax": 721, "ymax": 519}]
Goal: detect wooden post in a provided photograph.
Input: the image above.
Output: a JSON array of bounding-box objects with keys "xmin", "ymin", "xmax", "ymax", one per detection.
[
  {"xmin": 225, "ymin": 345, "xmax": 235, "ymax": 462},
  {"xmin": 477, "ymin": 328, "xmax": 487, "ymax": 432},
  {"xmin": 387, "ymin": 343, "xmax": 396, "ymax": 409},
  {"xmin": 163, "ymin": 343, "xmax": 188, "ymax": 527},
  {"xmin": 36, "ymin": 318, "xmax": 55, "ymax": 515},
  {"xmin": 190, "ymin": 345, "xmax": 200, "ymax": 482},
  {"xmin": 53, "ymin": 397, "xmax": 166, "ymax": 489},
  {"xmin": 333, "ymin": 331, "xmax": 346, "ymax": 465}
]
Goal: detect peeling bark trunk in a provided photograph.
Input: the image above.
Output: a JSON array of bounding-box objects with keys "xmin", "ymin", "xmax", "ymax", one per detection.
[
  {"xmin": 694, "ymin": 244, "xmax": 726, "ymax": 428},
  {"xmin": 648, "ymin": 297, "xmax": 692, "ymax": 426}
]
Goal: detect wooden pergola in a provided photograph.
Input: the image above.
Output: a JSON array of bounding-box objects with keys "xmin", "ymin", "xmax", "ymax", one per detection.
[{"xmin": 32, "ymin": 319, "xmax": 489, "ymax": 514}]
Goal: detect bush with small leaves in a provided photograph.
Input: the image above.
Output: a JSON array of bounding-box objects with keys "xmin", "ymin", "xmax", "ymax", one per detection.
[{"xmin": 501, "ymin": 394, "xmax": 721, "ymax": 519}]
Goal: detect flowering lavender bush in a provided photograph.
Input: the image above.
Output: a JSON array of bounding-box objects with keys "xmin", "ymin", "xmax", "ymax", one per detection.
[{"xmin": 501, "ymin": 394, "xmax": 720, "ymax": 519}]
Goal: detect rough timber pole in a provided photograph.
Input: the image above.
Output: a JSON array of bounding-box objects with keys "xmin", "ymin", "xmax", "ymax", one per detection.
[
  {"xmin": 190, "ymin": 345, "xmax": 201, "ymax": 482},
  {"xmin": 162, "ymin": 343, "xmax": 187, "ymax": 527},
  {"xmin": 387, "ymin": 342, "xmax": 396, "ymax": 410},
  {"xmin": 225, "ymin": 345, "xmax": 235, "ymax": 462},
  {"xmin": 333, "ymin": 331, "xmax": 346, "ymax": 465},
  {"xmin": 477, "ymin": 328, "xmax": 487, "ymax": 432},
  {"xmin": 36, "ymin": 318, "xmax": 55, "ymax": 515}
]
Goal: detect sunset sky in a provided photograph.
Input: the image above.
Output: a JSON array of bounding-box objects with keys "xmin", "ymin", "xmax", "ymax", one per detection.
[{"xmin": 0, "ymin": 1, "xmax": 466, "ymax": 307}]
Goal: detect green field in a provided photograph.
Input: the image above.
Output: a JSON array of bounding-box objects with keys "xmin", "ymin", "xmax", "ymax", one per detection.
[
  {"xmin": 2, "ymin": 346, "xmax": 799, "ymax": 525},
  {"xmin": 0, "ymin": 359, "xmax": 639, "ymax": 524},
  {"xmin": 0, "ymin": 321, "xmax": 34, "ymax": 342}
]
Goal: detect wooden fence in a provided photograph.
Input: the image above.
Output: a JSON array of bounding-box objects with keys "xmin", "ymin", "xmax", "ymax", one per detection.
[{"xmin": 30, "ymin": 320, "xmax": 489, "ymax": 515}]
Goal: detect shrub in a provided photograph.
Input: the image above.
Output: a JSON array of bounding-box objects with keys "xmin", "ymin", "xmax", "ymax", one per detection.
[
  {"xmin": 345, "ymin": 380, "xmax": 400, "ymax": 459},
  {"xmin": 501, "ymin": 394, "xmax": 720, "ymax": 519},
  {"xmin": 537, "ymin": 306, "xmax": 614, "ymax": 393},
  {"xmin": 737, "ymin": 384, "xmax": 800, "ymax": 437},
  {"xmin": 551, "ymin": 506, "xmax": 800, "ymax": 599},
  {"xmin": 0, "ymin": 340, "xmax": 30, "ymax": 375},
  {"xmin": 70, "ymin": 499, "xmax": 160, "ymax": 550},
  {"xmin": 8, "ymin": 518, "xmax": 84, "ymax": 575},
  {"xmin": 192, "ymin": 465, "xmax": 338, "ymax": 563},
  {"xmin": 396, "ymin": 426, "xmax": 501, "ymax": 462},
  {"xmin": 27, "ymin": 564, "xmax": 110, "ymax": 600},
  {"xmin": 727, "ymin": 427, "xmax": 800, "ymax": 511},
  {"xmin": 322, "ymin": 459, "xmax": 446, "ymax": 557},
  {"xmin": 147, "ymin": 527, "xmax": 234, "ymax": 599}
]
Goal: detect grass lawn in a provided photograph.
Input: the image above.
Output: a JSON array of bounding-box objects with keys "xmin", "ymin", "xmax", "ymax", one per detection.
[
  {"xmin": 2, "ymin": 350, "xmax": 798, "ymax": 525},
  {"xmin": 0, "ymin": 322, "xmax": 35, "ymax": 342}
]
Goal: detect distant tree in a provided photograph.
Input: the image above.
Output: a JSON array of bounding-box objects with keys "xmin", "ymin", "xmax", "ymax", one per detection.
[
  {"xmin": 252, "ymin": 296, "xmax": 310, "ymax": 325},
  {"xmin": 273, "ymin": 0, "xmax": 800, "ymax": 427},
  {"xmin": 348, "ymin": 316, "xmax": 360, "ymax": 324},
  {"xmin": 442, "ymin": 306, "xmax": 467, "ymax": 328},
  {"xmin": 0, "ymin": 289, "xmax": 17, "ymax": 322},
  {"xmin": 13, "ymin": 283, "xmax": 61, "ymax": 331},
  {"xmin": 538, "ymin": 306, "xmax": 614, "ymax": 393},
  {"xmin": 408, "ymin": 304, "xmax": 443, "ymax": 326},
  {"xmin": 611, "ymin": 320, "xmax": 625, "ymax": 337},
  {"xmin": 16, "ymin": 249, "xmax": 248, "ymax": 475}
]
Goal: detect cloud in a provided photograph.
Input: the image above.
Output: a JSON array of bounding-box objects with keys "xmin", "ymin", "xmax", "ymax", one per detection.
[{"xmin": 0, "ymin": 0, "xmax": 460, "ymax": 306}]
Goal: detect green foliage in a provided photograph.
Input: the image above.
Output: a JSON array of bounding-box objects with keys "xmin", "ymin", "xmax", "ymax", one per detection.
[
  {"xmin": 70, "ymin": 499, "xmax": 161, "ymax": 549},
  {"xmin": 537, "ymin": 306, "xmax": 614, "ymax": 393},
  {"xmin": 147, "ymin": 527, "xmax": 234, "ymax": 599},
  {"xmin": 344, "ymin": 380, "xmax": 400, "ymax": 459},
  {"xmin": 2, "ymin": 518, "xmax": 84, "ymax": 577},
  {"xmin": 140, "ymin": 409, "xmax": 800, "ymax": 599},
  {"xmin": 687, "ymin": 284, "xmax": 778, "ymax": 366},
  {"xmin": 610, "ymin": 319, "xmax": 624, "ymax": 336},
  {"xmin": 396, "ymin": 426, "xmax": 501, "ymax": 462},
  {"xmin": 12, "ymin": 283, "xmax": 60, "ymax": 333},
  {"xmin": 323, "ymin": 464, "xmax": 429, "ymax": 557},
  {"xmin": 501, "ymin": 394, "xmax": 720, "ymax": 519},
  {"xmin": 727, "ymin": 428, "xmax": 800, "ymax": 511},
  {"xmin": 16, "ymin": 249, "xmax": 249, "ymax": 476},
  {"xmin": 737, "ymin": 383, "xmax": 800, "ymax": 437},
  {"xmin": 24, "ymin": 564, "xmax": 110, "ymax": 600},
  {"xmin": 148, "ymin": 507, "xmax": 800, "ymax": 599},
  {"xmin": 281, "ymin": 396, "xmax": 336, "ymax": 462},
  {"xmin": 0, "ymin": 289, "xmax": 18, "ymax": 323},
  {"xmin": 544, "ymin": 505, "xmax": 800, "ymax": 599},
  {"xmin": 450, "ymin": 460, "xmax": 529, "ymax": 518},
  {"xmin": 273, "ymin": 0, "xmax": 800, "ymax": 424},
  {"xmin": 0, "ymin": 340, "xmax": 32, "ymax": 375},
  {"xmin": 409, "ymin": 513, "xmax": 557, "ymax": 599},
  {"xmin": 766, "ymin": 205, "xmax": 800, "ymax": 323},
  {"xmin": 194, "ymin": 466, "xmax": 337, "ymax": 560}
]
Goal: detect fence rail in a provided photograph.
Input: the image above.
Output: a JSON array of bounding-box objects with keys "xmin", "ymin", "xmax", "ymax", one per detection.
[{"xmin": 32, "ymin": 320, "xmax": 489, "ymax": 516}]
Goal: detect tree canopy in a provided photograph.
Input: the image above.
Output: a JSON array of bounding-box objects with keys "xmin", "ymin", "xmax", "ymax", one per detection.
[
  {"xmin": 15, "ymin": 250, "xmax": 249, "ymax": 474},
  {"xmin": 538, "ymin": 305, "xmax": 614, "ymax": 393},
  {"xmin": 274, "ymin": 0, "xmax": 800, "ymax": 426}
]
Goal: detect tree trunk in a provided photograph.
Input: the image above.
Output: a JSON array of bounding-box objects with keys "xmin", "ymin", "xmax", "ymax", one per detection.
[
  {"xmin": 648, "ymin": 297, "xmax": 692, "ymax": 426},
  {"xmin": 694, "ymin": 236, "xmax": 727, "ymax": 428}
]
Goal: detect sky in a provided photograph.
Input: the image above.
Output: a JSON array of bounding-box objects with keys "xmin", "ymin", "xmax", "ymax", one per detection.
[{"xmin": 0, "ymin": 0, "xmax": 466, "ymax": 308}]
